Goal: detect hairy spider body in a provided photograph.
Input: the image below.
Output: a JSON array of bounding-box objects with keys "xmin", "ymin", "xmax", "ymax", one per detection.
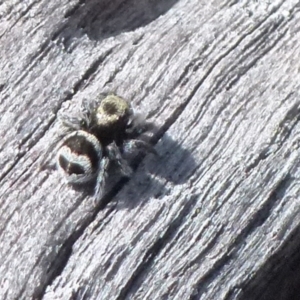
[{"xmin": 56, "ymin": 94, "xmax": 154, "ymax": 199}]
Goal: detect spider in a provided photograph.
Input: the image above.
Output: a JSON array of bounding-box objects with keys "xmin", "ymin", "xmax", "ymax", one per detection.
[{"xmin": 55, "ymin": 94, "xmax": 156, "ymax": 199}]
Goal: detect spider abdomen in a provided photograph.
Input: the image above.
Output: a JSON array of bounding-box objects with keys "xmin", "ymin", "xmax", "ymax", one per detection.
[{"xmin": 56, "ymin": 130, "xmax": 102, "ymax": 184}]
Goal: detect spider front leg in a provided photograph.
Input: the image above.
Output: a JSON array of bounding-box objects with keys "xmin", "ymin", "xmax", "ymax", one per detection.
[
  {"xmin": 81, "ymin": 98, "xmax": 97, "ymax": 126},
  {"xmin": 106, "ymin": 142, "xmax": 133, "ymax": 177},
  {"xmin": 94, "ymin": 156, "xmax": 110, "ymax": 200},
  {"xmin": 59, "ymin": 114, "xmax": 83, "ymax": 131},
  {"xmin": 125, "ymin": 112, "xmax": 155, "ymax": 138},
  {"xmin": 123, "ymin": 139, "xmax": 158, "ymax": 156}
]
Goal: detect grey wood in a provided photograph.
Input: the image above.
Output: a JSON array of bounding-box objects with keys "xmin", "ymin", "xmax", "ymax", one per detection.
[{"xmin": 1, "ymin": 0, "xmax": 300, "ymax": 299}]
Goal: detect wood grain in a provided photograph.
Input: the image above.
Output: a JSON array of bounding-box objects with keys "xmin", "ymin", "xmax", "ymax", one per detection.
[{"xmin": 1, "ymin": 0, "xmax": 300, "ymax": 299}]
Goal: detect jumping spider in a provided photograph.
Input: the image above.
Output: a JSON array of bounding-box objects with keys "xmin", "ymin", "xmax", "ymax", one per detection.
[{"xmin": 55, "ymin": 94, "xmax": 156, "ymax": 199}]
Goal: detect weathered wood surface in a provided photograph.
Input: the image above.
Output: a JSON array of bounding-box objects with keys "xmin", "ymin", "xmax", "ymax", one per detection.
[{"xmin": 1, "ymin": 0, "xmax": 300, "ymax": 299}]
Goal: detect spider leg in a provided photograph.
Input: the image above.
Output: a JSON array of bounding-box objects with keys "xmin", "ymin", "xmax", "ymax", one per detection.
[
  {"xmin": 82, "ymin": 98, "xmax": 93, "ymax": 112},
  {"xmin": 82, "ymin": 98, "xmax": 95, "ymax": 115},
  {"xmin": 106, "ymin": 142, "xmax": 133, "ymax": 177},
  {"xmin": 125, "ymin": 112, "xmax": 147, "ymax": 138},
  {"xmin": 60, "ymin": 100, "xmax": 95, "ymax": 131},
  {"xmin": 123, "ymin": 139, "xmax": 158, "ymax": 156},
  {"xmin": 60, "ymin": 115, "xmax": 82, "ymax": 131},
  {"xmin": 126, "ymin": 111, "xmax": 157, "ymax": 139},
  {"xmin": 94, "ymin": 156, "xmax": 110, "ymax": 200}
]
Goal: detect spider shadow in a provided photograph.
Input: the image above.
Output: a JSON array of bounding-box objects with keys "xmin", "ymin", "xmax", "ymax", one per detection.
[
  {"xmin": 54, "ymin": 0, "xmax": 178, "ymax": 48},
  {"xmin": 114, "ymin": 131, "xmax": 196, "ymax": 209}
]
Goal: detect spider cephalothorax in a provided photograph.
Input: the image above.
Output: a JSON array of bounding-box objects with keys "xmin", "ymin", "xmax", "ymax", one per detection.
[{"xmin": 56, "ymin": 94, "xmax": 155, "ymax": 199}]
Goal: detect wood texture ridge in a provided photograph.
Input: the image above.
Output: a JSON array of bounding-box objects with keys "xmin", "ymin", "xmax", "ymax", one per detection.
[{"xmin": 1, "ymin": 0, "xmax": 300, "ymax": 299}]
